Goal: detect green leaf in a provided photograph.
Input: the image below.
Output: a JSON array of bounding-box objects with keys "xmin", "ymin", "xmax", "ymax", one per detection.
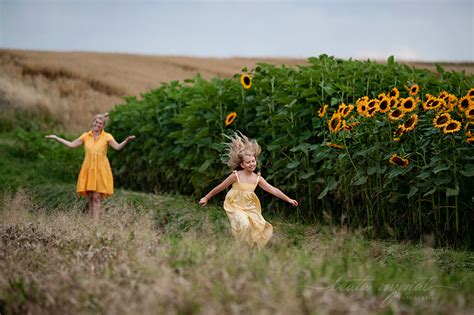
[
  {"xmin": 460, "ymin": 164, "xmax": 474, "ymax": 177},
  {"xmin": 407, "ymin": 186, "xmax": 418, "ymax": 199},
  {"xmin": 433, "ymin": 164, "xmax": 451, "ymax": 174},
  {"xmin": 446, "ymin": 187, "xmax": 459, "ymax": 197},
  {"xmin": 351, "ymin": 175, "xmax": 367, "ymax": 186},
  {"xmin": 287, "ymin": 160, "xmax": 301, "ymax": 169},
  {"xmin": 423, "ymin": 187, "xmax": 437, "ymax": 197}
]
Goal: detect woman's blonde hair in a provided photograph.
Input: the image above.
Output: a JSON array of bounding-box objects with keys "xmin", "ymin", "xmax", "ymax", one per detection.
[
  {"xmin": 224, "ymin": 132, "xmax": 261, "ymax": 170},
  {"xmin": 92, "ymin": 112, "xmax": 109, "ymax": 128}
]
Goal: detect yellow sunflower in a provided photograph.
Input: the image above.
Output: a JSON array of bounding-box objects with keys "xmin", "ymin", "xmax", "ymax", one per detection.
[
  {"xmin": 389, "ymin": 97, "xmax": 399, "ymax": 109},
  {"xmin": 342, "ymin": 104, "xmax": 354, "ymax": 117},
  {"xmin": 378, "ymin": 96, "xmax": 391, "ymax": 114},
  {"xmin": 466, "ymin": 107, "xmax": 474, "ymax": 120},
  {"xmin": 367, "ymin": 99, "xmax": 380, "ymax": 117},
  {"xmin": 388, "ymin": 87, "xmax": 400, "ymax": 99},
  {"xmin": 422, "ymin": 98, "xmax": 435, "ymax": 111},
  {"xmin": 408, "ymin": 84, "xmax": 419, "ymax": 96},
  {"xmin": 403, "ymin": 114, "xmax": 419, "ymax": 132},
  {"xmin": 240, "ymin": 74, "xmax": 252, "ymax": 89},
  {"xmin": 433, "ymin": 112, "xmax": 451, "ymax": 128},
  {"xmin": 356, "ymin": 97, "xmax": 369, "ymax": 117},
  {"xmin": 458, "ymin": 96, "xmax": 471, "ymax": 112},
  {"xmin": 225, "ymin": 112, "xmax": 237, "ymax": 126},
  {"xmin": 467, "ymin": 137, "xmax": 474, "ymax": 144},
  {"xmin": 443, "ymin": 119, "xmax": 462, "ymax": 134},
  {"xmin": 318, "ymin": 104, "xmax": 328, "ymax": 118},
  {"xmin": 389, "ymin": 108, "xmax": 405, "ymax": 121},
  {"xmin": 438, "ymin": 91, "xmax": 449, "ymax": 99},
  {"xmin": 389, "ymin": 154, "xmax": 409, "ymax": 167},
  {"xmin": 466, "ymin": 88, "xmax": 474, "ymax": 100},
  {"xmin": 328, "ymin": 113, "xmax": 342, "ymax": 132},
  {"xmin": 337, "ymin": 103, "xmax": 347, "ymax": 116},
  {"xmin": 326, "ymin": 142, "xmax": 345, "ymax": 149},
  {"xmin": 400, "ymin": 97, "xmax": 417, "ymax": 112},
  {"xmin": 394, "ymin": 124, "xmax": 405, "ymax": 137}
]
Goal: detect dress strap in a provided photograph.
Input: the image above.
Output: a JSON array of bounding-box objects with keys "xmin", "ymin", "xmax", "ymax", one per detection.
[{"xmin": 233, "ymin": 170, "xmax": 240, "ymax": 183}]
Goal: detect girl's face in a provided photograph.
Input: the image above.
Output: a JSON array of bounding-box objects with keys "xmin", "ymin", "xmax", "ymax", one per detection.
[
  {"xmin": 240, "ymin": 155, "xmax": 257, "ymax": 172},
  {"xmin": 93, "ymin": 118, "xmax": 104, "ymax": 132}
]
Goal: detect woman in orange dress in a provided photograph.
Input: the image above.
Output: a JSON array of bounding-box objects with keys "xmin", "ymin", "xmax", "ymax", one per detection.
[{"xmin": 46, "ymin": 113, "xmax": 135, "ymax": 220}]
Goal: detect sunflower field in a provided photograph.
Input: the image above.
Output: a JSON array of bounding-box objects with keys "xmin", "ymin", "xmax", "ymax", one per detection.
[{"xmin": 108, "ymin": 55, "xmax": 474, "ymax": 248}]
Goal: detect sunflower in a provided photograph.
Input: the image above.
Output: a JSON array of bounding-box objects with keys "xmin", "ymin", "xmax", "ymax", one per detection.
[
  {"xmin": 367, "ymin": 99, "xmax": 380, "ymax": 117},
  {"xmin": 388, "ymin": 87, "xmax": 400, "ymax": 99},
  {"xmin": 328, "ymin": 113, "xmax": 342, "ymax": 132},
  {"xmin": 466, "ymin": 88, "xmax": 474, "ymax": 100},
  {"xmin": 430, "ymin": 99, "xmax": 443, "ymax": 111},
  {"xmin": 377, "ymin": 93, "xmax": 386, "ymax": 100},
  {"xmin": 318, "ymin": 104, "xmax": 328, "ymax": 118},
  {"xmin": 389, "ymin": 154, "xmax": 409, "ymax": 167},
  {"xmin": 408, "ymin": 84, "xmax": 419, "ymax": 96},
  {"xmin": 433, "ymin": 112, "xmax": 451, "ymax": 128},
  {"xmin": 467, "ymin": 137, "xmax": 474, "ymax": 145},
  {"xmin": 225, "ymin": 112, "xmax": 237, "ymax": 126},
  {"xmin": 458, "ymin": 96, "xmax": 471, "ymax": 112},
  {"xmin": 378, "ymin": 96, "xmax": 391, "ymax": 114},
  {"xmin": 326, "ymin": 142, "xmax": 345, "ymax": 149},
  {"xmin": 394, "ymin": 124, "xmax": 405, "ymax": 137},
  {"xmin": 403, "ymin": 114, "xmax": 418, "ymax": 132},
  {"xmin": 389, "ymin": 97, "xmax": 399, "ymax": 109},
  {"xmin": 443, "ymin": 119, "xmax": 462, "ymax": 134},
  {"xmin": 445, "ymin": 94, "xmax": 458, "ymax": 111},
  {"xmin": 438, "ymin": 91, "xmax": 449, "ymax": 99},
  {"xmin": 240, "ymin": 74, "xmax": 252, "ymax": 89},
  {"xmin": 356, "ymin": 97, "xmax": 369, "ymax": 117},
  {"xmin": 466, "ymin": 107, "xmax": 474, "ymax": 120},
  {"xmin": 342, "ymin": 104, "xmax": 354, "ymax": 117},
  {"xmin": 337, "ymin": 103, "xmax": 347, "ymax": 116},
  {"xmin": 400, "ymin": 97, "xmax": 416, "ymax": 112},
  {"xmin": 389, "ymin": 108, "xmax": 405, "ymax": 121},
  {"xmin": 422, "ymin": 98, "xmax": 435, "ymax": 111}
]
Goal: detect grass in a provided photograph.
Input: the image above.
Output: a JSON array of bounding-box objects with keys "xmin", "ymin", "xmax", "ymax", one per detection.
[{"xmin": 0, "ymin": 127, "xmax": 473, "ymax": 314}]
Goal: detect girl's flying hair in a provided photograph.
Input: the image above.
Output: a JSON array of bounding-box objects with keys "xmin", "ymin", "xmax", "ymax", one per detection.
[{"xmin": 223, "ymin": 132, "xmax": 261, "ymax": 170}]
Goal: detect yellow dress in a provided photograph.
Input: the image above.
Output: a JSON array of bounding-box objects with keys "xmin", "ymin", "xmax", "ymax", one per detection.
[
  {"xmin": 223, "ymin": 171, "xmax": 273, "ymax": 249},
  {"xmin": 77, "ymin": 130, "xmax": 114, "ymax": 197}
]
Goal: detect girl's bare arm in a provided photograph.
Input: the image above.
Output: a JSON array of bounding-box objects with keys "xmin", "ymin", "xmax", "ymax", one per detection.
[
  {"xmin": 199, "ymin": 173, "xmax": 237, "ymax": 206},
  {"xmin": 258, "ymin": 177, "xmax": 299, "ymax": 206},
  {"xmin": 45, "ymin": 135, "xmax": 83, "ymax": 148},
  {"xmin": 108, "ymin": 135, "xmax": 136, "ymax": 151}
]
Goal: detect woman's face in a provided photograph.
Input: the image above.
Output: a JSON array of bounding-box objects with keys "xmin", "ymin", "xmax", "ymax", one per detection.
[
  {"xmin": 240, "ymin": 155, "xmax": 257, "ymax": 172},
  {"xmin": 93, "ymin": 118, "xmax": 104, "ymax": 132}
]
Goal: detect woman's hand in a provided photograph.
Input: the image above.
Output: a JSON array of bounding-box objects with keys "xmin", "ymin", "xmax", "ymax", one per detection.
[
  {"xmin": 45, "ymin": 134, "xmax": 57, "ymax": 140},
  {"xmin": 126, "ymin": 135, "xmax": 136, "ymax": 143},
  {"xmin": 198, "ymin": 197, "xmax": 208, "ymax": 207},
  {"xmin": 288, "ymin": 199, "xmax": 299, "ymax": 206}
]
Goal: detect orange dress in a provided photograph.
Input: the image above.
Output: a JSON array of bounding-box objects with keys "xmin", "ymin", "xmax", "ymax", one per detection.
[
  {"xmin": 77, "ymin": 130, "xmax": 114, "ymax": 197},
  {"xmin": 223, "ymin": 171, "xmax": 273, "ymax": 249}
]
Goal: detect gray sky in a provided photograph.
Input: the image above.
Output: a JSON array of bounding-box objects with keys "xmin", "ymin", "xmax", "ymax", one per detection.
[{"xmin": 1, "ymin": 0, "xmax": 473, "ymax": 61}]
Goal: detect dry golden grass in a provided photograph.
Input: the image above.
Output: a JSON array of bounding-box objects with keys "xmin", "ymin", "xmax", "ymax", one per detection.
[
  {"xmin": 1, "ymin": 49, "xmax": 473, "ymax": 133},
  {"xmin": 1, "ymin": 188, "xmax": 473, "ymax": 314}
]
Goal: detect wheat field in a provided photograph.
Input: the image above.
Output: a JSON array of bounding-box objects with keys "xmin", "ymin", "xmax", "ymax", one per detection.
[{"xmin": 1, "ymin": 48, "xmax": 472, "ymax": 133}]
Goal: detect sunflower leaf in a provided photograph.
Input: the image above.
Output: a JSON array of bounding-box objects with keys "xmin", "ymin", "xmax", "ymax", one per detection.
[
  {"xmin": 407, "ymin": 186, "xmax": 418, "ymax": 199},
  {"xmin": 351, "ymin": 175, "xmax": 367, "ymax": 186},
  {"xmin": 460, "ymin": 164, "xmax": 474, "ymax": 177},
  {"xmin": 423, "ymin": 187, "xmax": 437, "ymax": 197},
  {"xmin": 446, "ymin": 187, "xmax": 459, "ymax": 197}
]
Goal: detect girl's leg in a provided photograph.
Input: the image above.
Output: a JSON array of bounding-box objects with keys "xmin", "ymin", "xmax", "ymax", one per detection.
[
  {"xmin": 87, "ymin": 192, "xmax": 94, "ymax": 216},
  {"xmin": 91, "ymin": 192, "xmax": 101, "ymax": 221}
]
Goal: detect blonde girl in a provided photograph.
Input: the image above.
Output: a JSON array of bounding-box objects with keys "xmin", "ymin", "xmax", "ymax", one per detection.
[
  {"xmin": 46, "ymin": 113, "xmax": 135, "ymax": 220},
  {"xmin": 199, "ymin": 132, "xmax": 298, "ymax": 249}
]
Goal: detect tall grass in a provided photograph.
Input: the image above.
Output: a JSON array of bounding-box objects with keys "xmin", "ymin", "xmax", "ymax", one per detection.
[{"xmin": 1, "ymin": 188, "xmax": 473, "ymax": 314}]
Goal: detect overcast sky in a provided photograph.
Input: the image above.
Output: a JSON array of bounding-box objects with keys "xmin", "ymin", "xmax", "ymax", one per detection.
[{"xmin": 1, "ymin": 0, "xmax": 473, "ymax": 62}]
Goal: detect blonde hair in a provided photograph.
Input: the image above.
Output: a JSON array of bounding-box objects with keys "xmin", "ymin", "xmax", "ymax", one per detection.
[
  {"xmin": 224, "ymin": 132, "xmax": 261, "ymax": 171},
  {"xmin": 91, "ymin": 112, "xmax": 109, "ymax": 128}
]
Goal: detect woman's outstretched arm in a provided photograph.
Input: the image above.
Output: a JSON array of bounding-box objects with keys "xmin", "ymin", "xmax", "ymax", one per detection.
[
  {"xmin": 199, "ymin": 173, "xmax": 237, "ymax": 206},
  {"xmin": 108, "ymin": 136, "xmax": 136, "ymax": 151},
  {"xmin": 45, "ymin": 135, "xmax": 83, "ymax": 148},
  {"xmin": 258, "ymin": 177, "xmax": 299, "ymax": 206}
]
